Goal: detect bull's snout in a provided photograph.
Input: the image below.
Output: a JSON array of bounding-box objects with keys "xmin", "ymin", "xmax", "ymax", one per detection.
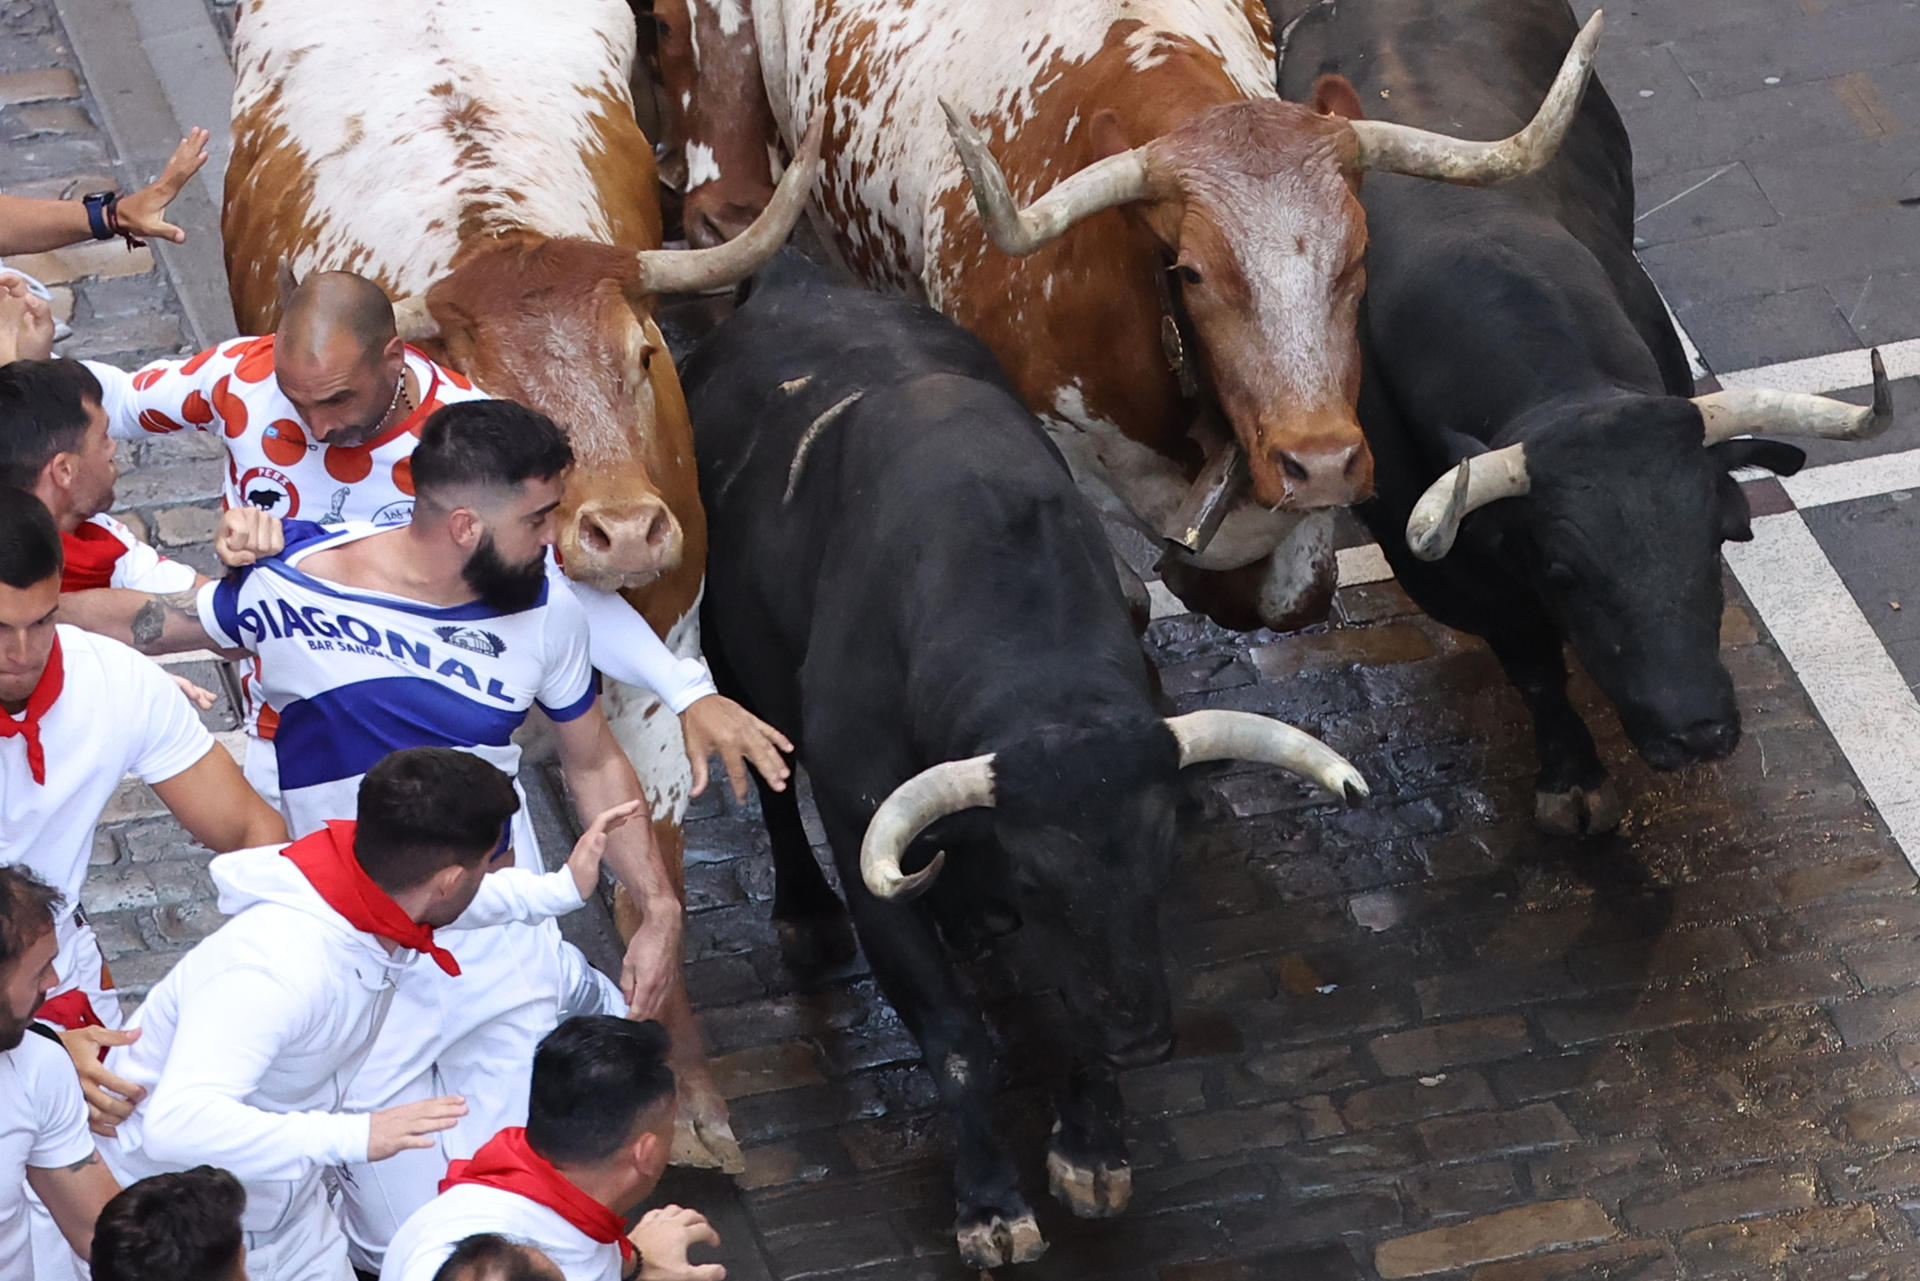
[
  {"xmin": 567, "ymin": 494, "xmax": 683, "ymax": 584},
  {"xmin": 1642, "ymin": 715, "xmax": 1741, "ymax": 770},
  {"xmin": 1250, "ymin": 435, "xmax": 1375, "ymax": 510}
]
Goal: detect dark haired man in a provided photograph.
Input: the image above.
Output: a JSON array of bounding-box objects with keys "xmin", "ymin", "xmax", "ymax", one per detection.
[
  {"xmin": 0, "ymin": 866, "xmax": 120, "ymax": 1272},
  {"xmin": 383, "ymin": 1017, "xmax": 724, "ymax": 1281},
  {"xmin": 0, "ymin": 359, "xmax": 201, "ymax": 599},
  {"xmin": 0, "ymin": 494, "xmax": 284, "ymax": 1147},
  {"xmin": 98, "ymin": 748, "xmax": 635, "ymax": 1281},
  {"xmin": 430, "ymin": 1235, "xmax": 563, "ymax": 1281},
  {"xmin": 89, "ymin": 1166, "xmax": 246, "ymax": 1281},
  {"xmin": 88, "ymin": 399, "xmax": 740, "ymax": 1268}
]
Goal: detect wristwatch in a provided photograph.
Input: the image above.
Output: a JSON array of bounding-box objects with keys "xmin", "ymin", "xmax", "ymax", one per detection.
[{"xmin": 80, "ymin": 191, "xmax": 118, "ymax": 242}]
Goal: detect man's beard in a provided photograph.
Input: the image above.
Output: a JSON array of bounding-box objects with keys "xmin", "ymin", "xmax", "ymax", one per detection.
[
  {"xmin": 0, "ymin": 992, "xmax": 46, "ymax": 1052},
  {"xmin": 462, "ymin": 534, "xmax": 547, "ymax": 613}
]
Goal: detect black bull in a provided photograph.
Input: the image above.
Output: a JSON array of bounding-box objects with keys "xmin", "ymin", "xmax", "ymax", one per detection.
[
  {"xmin": 1274, "ymin": 0, "xmax": 1887, "ymax": 834},
  {"xmin": 683, "ymin": 253, "xmax": 1360, "ymax": 1267}
]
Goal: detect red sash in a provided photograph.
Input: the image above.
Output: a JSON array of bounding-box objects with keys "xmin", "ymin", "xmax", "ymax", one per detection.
[
  {"xmin": 0, "ymin": 632, "xmax": 63, "ymax": 783},
  {"xmin": 441, "ymin": 1127, "xmax": 634, "ymax": 1261},
  {"xmin": 280, "ymin": 821, "xmax": 460, "ymax": 975}
]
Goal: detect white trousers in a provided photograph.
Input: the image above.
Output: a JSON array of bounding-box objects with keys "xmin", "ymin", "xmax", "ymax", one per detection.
[
  {"xmin": 242, "ymin": 1173, "xmax": 356, "ymax": 1281},
  {"xmin": 336, "ymin": 918, "xmax": 622, "ymax": 1274}
]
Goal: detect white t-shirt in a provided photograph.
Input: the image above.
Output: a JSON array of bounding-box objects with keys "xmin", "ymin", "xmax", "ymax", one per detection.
[
  {"xmin": 60, "ymin": 514, "xmax": 199, "ymax": 594},
  {"xmin": 381, "ymin": 1184, "xmax": 621, "ymax": 1281},
  {"xmin": 194, "ymin": 522, "xmax": 596, "ymax": 836},
  {"xmin": 0, "ymin": 627, "xmax": 214, "ymax": 997},
  {"xmin": 0, "ymin": 1030, "xmax": 96, "ymax": 1272}
]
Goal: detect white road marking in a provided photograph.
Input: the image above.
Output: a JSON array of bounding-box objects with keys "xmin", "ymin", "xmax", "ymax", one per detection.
[
  {"xmin": 1723, "ymin": 513, "xmax": 1920, "ymax": 873},
  {"xmin": 1717, "ymin": 338, "xmax": 1920, "ymax": 394}
]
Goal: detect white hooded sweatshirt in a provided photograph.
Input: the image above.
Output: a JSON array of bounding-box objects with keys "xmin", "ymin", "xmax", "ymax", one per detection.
[{"xmin": 100, "ymin": 845, "xmax": 589, "ymax": 1237}]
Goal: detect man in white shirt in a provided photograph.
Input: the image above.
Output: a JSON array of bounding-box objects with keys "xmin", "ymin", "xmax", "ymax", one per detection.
[
  {"xmin": 101, "ymin": 746, "xmax": 636, "ymax": 1281},
  {"xmin": 383, "ymin": 1016, "xmax": 724, "ymax": 1281},
  {"xmin": 0, "ymin": 494, "xmax": 285, "ymax": 1129},
  {"xmin": 73, "ymin": 270, "xmax": 789, "ymax": 804},
  {"xmin": 89, "ymin": 400, "xmax": 704, "ymax": 1269},
  {"xmin": 0, "ymin": 865, "xmax": 121, "ymax": 1274}
]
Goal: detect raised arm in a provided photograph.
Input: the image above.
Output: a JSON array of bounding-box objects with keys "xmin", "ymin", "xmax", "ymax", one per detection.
[
  {"xmin": 561, "ymin": 571, "xmax": 793, "ymax": 800},
  {"xmin": 551, "ymin": 707, "xmax": 682, "ymax": 1019},
  {"xmin": 0, "ymin": 129, "xmax": 209, "ymax": 255}
]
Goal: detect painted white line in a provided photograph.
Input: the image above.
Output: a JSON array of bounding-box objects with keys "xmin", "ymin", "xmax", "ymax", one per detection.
[
  {"xmin": 1146, "ymin": 579, "xmax": 1185, "ymax": 621},
  {"xmin": 1719, "ymin": 338, "xmax": 1920, "ymax": 395},
  {"xmin": 1723, "ymin": 511, "xmax": 1920, "ymax": 871},
  {"xmin": 1782, "ymin": 447, "xmax": 1920, "ymax": 510}
]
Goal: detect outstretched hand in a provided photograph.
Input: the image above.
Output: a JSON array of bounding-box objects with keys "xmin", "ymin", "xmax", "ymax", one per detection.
[
  {"xmin": 567, "ymin": 800, "xmax": 643, "ymax": 899},
  {"xmin": 681, "ymin": 694, "xmax": 793, "ymax": 802},
  {"xmin": 0, "ymin": 273, "xmax": 55, "ymax": 363},
  {"xmin": 113, "ymin": 128, "xmax": 212, "ymax": 245}
]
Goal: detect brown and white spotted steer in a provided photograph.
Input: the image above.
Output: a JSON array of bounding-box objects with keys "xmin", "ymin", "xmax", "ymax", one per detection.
[
  {"xmin": 752, "ymin": 0, "xmax": 1602, "ymax": 631},
  {"xmin": 223, "ymin": 0, "xmax": 816, "ymax": 1180}
]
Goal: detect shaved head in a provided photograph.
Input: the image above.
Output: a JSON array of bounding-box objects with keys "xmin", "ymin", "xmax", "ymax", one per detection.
[
  {"xmin": 277, "ymin": 270, "xmax": 398, "ymax": 362},
  {"xmin": 274, "ymin": 271, "xmax": 412, "ymax": 446}
]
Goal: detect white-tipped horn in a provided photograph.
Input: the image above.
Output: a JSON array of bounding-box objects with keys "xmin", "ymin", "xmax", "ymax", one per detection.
[
  {"xmin": 941, "ymin": 98, "xmax": 1153, "ymax": 257},
  {"xmin": 390, "ymin": 295, "xmax": 440, "ymax": 343},
  {"xmin": 1405, "ymin": 444, "xmax": 1531, "ymax": 561},
  {"xmin": 859, "ymin": 755, "xmax": 996, "ymax": 900},
  {"xmin": 1166, "ymin": 710, "xmax": 1369, "ymax": 806},
  {"xmin": 1695, "ymin": 348, "xmax": 1893, "ymax": 445},
  {"xmin": 1349, "ymin": 10, "xmax": 1602, "ymax": 186},
  {"xmin": 633, "ymin": 116, "xmax": 825, "ymax": 296}
]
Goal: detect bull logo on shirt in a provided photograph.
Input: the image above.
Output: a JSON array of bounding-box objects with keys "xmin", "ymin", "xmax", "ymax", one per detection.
[
  {"xmin": 237, "ymin": 466, "xmax": 300, "ymax": 518},
  {"xmin": 433, "ymin": 626, "xmax": 507, "ymax": 658}
]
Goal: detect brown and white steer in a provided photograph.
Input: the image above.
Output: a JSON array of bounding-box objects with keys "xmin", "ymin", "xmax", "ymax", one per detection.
[
  {"xmin": 753, "ymin": 0, "xmax": 1600, "ymax": 630},
  {"xmin": 646, "ymin": 0, "xmax": 784, "ymax": 247},
  {"xmin": 224, "ymin": 0, "xmax": 816, "ymax": 1174}
]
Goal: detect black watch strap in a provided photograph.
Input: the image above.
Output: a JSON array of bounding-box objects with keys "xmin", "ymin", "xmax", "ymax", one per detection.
[{"xmin": 81, "ymin": 191, "xmax": 116, "ymax": 242}]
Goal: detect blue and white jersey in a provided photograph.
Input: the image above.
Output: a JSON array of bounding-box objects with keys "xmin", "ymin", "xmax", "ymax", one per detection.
[{"xmin": 195, "ymin": 521, "xmax": 596, "ymax": 837}]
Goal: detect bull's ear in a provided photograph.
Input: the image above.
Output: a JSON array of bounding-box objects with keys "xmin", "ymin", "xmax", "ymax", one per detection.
[
  {"xmin": 1712, "ymin": 470, "xmax": 1754, "ymax": 542},
  {"xmin": 275, "ymin": 259, "xmax": 300, "ymax": 305},
  {"xmin": 1088, "ymin": 108, "xmax": 1133, "ymax": 161},
  {"xmin": 1708, "ymin": 438, "xmax": 1806, "ymax": 477},
  {"xmin": 1312, "ymin": 74, "xmax": 1366, "ymax": 122}
]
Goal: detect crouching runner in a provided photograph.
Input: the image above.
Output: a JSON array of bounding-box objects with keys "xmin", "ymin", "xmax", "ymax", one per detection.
[{"xmin": 97, "ymin": 748, "xmax": 637, "ymax": 1281}]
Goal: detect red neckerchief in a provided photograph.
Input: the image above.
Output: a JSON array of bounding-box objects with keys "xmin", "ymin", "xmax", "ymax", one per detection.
[
  {"xmin": 0, "ymin": 633, "xmax": 63, "ymax": 784},
  {"xmin": 441, "ymin": 1127, "xmax": 634, "ymax": 1261},
  {"xmin": 280, "ymin": 821, "xmax": 461, "ymax": 976},
  {"xmin": 35, "ymin": 991, "xmax": 109, "ymax": 1061},
  {"xmin": 59, "ymin": 523, "xmax": 127, "ymax": 592}
]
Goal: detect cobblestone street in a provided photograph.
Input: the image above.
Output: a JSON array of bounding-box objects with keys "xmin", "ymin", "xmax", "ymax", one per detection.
[{"xmin": 10, "ymin": 0, "xmax": 1920, "ymax": 1276}]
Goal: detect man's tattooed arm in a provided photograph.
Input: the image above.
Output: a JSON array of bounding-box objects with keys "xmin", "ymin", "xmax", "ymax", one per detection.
[
  {"xmin": 56, "ymin": 586, "xmax": 236, "ymax": 658},
  {"xmin": 130, "ymin": 588, "xmax": 202, "ymax": 651},
  {"xmin": 60, "ymin": 1151, "xmax": 101, "ymax": 1172}
]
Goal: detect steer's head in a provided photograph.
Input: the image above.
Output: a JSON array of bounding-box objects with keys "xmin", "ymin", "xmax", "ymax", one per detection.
[
  {"xmin": 860, "ymin": 711, "xmax": 1369, "ymax": 1068},
  {"xmin": 387, "ymin": 121, "xmax": 823, "ymax": 590},
  {"xmin": 941, "ymin": 11, "xmax": 1607, "ymax": 512},
  {"xmin": 416, "ymin": 236, "xmax": 689, "ymax": 592},
  {"xmin": 1405, "ymin": 360, "xmax": 1892, "ymax": 769}
]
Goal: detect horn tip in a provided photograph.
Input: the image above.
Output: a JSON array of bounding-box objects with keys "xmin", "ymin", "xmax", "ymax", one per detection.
[
  {"xmin": 1341, "ymin": 776, "xmax": 1369, "ymax": 807},
  {"xmin": 1869, "ymin": 346, "xmax": 1894, "ymax": 433}
]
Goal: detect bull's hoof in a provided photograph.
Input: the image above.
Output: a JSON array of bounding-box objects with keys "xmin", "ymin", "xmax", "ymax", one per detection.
[
  {"xmin": 1047, "ymin": 1147, "xmax": 1134, "ymax": 1218},
  {"xmin": 671, "ymin": 1095, "xmax": 746, "ymax": 1175},
  {"xmin": 955, "ymin": 1213, "xmax": 1048, "ymax": 1269},
  {"xmin": 774, "ymin": 910, "xmax": 858, "ymax": 972},
  {"xmin": 1534, "ymin": 780, "xmax": 1623, "ymax": 836}
]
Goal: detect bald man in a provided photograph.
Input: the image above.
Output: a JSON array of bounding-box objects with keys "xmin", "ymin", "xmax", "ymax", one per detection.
[{"xmin": 66, "ymin": 269, "xmax": 790, "ymax": 810}]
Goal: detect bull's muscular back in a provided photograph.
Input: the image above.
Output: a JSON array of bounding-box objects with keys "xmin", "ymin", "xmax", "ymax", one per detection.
[
  {"xmin": 755, "ymin": 0, "xmax": 1276, "ymax": 444},
  {"xmin": 225, "ymin": 0, "xmax": 662, "ymax": 331}
]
